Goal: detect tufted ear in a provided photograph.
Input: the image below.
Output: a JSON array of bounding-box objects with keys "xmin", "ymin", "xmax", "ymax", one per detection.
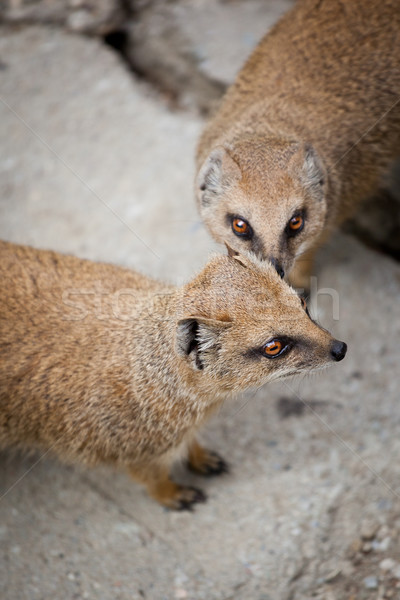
[
  {"xmin": 301, "ymin": 144, "xmax": 326, "ymax": 198},
  {"xmin": 197, "ymin": 147, "xmax": 241, "ymax": 206},
  {"xmin": 176, "ymin": 316, "xmax": 231, "ymax": 371}
]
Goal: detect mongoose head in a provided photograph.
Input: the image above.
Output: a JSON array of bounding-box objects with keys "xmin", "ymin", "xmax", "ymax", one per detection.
[
  {"xmin": 196, "ymin": 137, "xmax": 328, "ymax": 277},
  {"xmin": 177, "ymin": 246, "xmax": 346, "ymax": 394}
]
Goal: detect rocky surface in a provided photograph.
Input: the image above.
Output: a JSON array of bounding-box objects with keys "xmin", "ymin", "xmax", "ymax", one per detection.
[
  {"xmin": 0, "ymin": 0, "xmax": 124, "ymax": 35},
  {"xmin": 1, "ymin": 1, "xmax": 294, "ymax": 111},
  {"xmin": 123, "ymin": 0, "xmax": 294, "ymax": 113},
  {"xmin": 0, "ymin": 25, "xmax": 214, "ymax": 282},
  {"xmin": 1, "ymin": 15, "xmax": 400, "ymax": 600}
]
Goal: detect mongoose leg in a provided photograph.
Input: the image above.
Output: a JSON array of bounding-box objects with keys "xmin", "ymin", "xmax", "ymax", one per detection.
[
  {"xmin": 129, "ymin": 462, "xmax": 207, "ymax": 510},
  {"xmin": 187, "ymin": 439, "xmax": 229, "ymax": 476}
]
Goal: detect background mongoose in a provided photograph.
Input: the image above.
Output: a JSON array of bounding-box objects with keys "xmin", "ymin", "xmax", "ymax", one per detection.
[
  {"xmin": 196, "ymin": 0, "xmax": 400, "ymax": 290},
  {"xmin": 0, "ymin": 241, "xmax": 346, "ymax": 509}
]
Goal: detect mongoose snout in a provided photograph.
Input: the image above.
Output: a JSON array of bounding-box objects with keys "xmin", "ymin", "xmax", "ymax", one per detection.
[{"xmin": 0, "ymin": 241, "xmax": 345, "ymax": 509}]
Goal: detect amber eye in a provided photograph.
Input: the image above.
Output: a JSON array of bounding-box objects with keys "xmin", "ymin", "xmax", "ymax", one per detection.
[
  {"xmin": 289, "ymin": 214, "xmax": 304, "ymax": 231},
  {"xmin": 232, "ymin": 218, "xmax": 248, "ymax": 235},
  {"xmin": 263, "ymin": 339, "xmax": 284, "ymax": 357},
  {"xmin": 258, "ymin": 337, "xmax": 293, "ymax": 359},
  {"xmin": 229, "ymin": 214, "xmax": 253, "ymax": 240}
]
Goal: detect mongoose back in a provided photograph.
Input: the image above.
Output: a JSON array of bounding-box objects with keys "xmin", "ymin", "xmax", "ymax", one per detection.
[
  {"xmin": 0, "ymin": 241, "xmax": 346, "ymax": 509},
  {"xmin": 196, "ymin": 0, "xmax": 400, "ymax": 289}
]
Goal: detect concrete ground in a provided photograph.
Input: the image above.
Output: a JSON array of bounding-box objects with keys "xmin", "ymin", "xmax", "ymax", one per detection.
[{"xmin": 1, "ymin": 18, "xmax": 400, "ymax": 600}]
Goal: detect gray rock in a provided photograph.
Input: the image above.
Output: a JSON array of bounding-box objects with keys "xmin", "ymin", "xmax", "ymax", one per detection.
[
  {"xmin": 392, "ymin": 564, "xmax": 400, "ymax": 580},
  {"xmin": 124, "ymin": 0, "xmax": 293, "ymax": 113},
  {"xmin": 0, "ymin": 0, "xmax": 124, "ymax": 34},
  {"xmin": 125, "ymin": 8, "xmax": 225, "ymax": 114},
  {"xmin": 360, "ymin": 518, "xmax": 380, "ymax": 541},
  {"xmin": 0, "ymin": 25, "xmax": 215, "ymax": 281},
  {"xmin": 379, "ymin": 558, "xmax": 396, "ymax": 572},
  {"xmin": 1, "ymin": 0, "xmax": 295, "ymax": 112},
  {"xmin": 363, "ymin": 576, "xmax": 379, "ymax": 590}
]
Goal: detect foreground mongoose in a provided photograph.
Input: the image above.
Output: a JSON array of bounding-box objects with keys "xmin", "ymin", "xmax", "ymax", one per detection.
[
  {"xmin": 196, "ymin": 0, "xmax": 400, "ymax": 289},
  {"xmin": 0, "ymin": 241, "xmax": 346, "ymax": 509}
]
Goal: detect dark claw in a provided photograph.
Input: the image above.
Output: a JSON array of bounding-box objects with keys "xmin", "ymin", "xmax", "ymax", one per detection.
[
  {"xmin": 203, "ymin": 452, "xmax": 230, "ymax": 476},
  {"xmin": 178, "ymin": 487, "xmax": 207, "ymax": 511},
  {"xmin": 190, "ymin": 486, "xmax": 207, "ymax": 502},
  {"xmin": 178, "ymin": 501, "xmax": 194, "ymax": 512},
  {"xmin": 188, "ymin": 451, "xmax": 230, "ymax": 477}
]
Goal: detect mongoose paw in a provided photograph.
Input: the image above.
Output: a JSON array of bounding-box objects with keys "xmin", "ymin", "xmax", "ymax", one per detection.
[
  {"xmin": 188, "ymin": 450, "xmax": 229, "ymax": 477},
  {"xmin": 176, "ymin": 486, "xmax": 207, "ymax": 511}
]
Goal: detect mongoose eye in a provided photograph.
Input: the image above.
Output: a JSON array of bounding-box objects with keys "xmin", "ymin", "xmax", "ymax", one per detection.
[
  {"xmin": 262, "ymin": 339, "xmax": 287, "ymax": 358},
  {"xmin": 286, "ymin": 212, "xmax": 304, "ymax": 236},
  {"xmin": 231, "ymin": 216, "xmax": 253, "ymax": 239},
  {"xmin": 289, "ymin": 215, "xmax": 303, "ymax": 231}
]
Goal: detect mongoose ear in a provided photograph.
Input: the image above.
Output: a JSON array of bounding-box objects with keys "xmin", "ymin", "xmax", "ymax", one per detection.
[
  {"xmin": 176, "ymin": 317, "xmax": 231, "ymax": 371},
  {"xmin": 197, "ymin": 147, "xmax": 241, "ymax": 206},
  {"xmin": 301, "ymin": 144, "xmax": 326, "ymax": 198},
  {"xmin": 224, "ymin": 242, "xmax": 248, "ymax": 268}
]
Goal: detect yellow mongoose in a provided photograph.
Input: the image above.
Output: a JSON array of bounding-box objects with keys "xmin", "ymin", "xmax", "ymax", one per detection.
[
  {"xmin": 196, "ymin": 0, "xmax": 400, "ymax": 289},
  {"xmin": 0, "ymin": 241, "xmax": 346, "ymax": 509}
]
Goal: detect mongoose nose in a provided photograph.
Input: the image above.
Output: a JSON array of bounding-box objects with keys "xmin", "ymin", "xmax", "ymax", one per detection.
[
  {"xmin": 270, "ymin": 258, "xmax": 285, "ymax": 279},
  {"xmin": 330, "ymin": 340, "xmax": 347, "ymax": 362}
]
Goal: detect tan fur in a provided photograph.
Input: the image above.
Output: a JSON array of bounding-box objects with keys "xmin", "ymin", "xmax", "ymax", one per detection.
[
  {"xmin": 196, "ymin": 0, "xmax": 400, "ymax": 289},
  {"xmin": 0, "ymin": 241, "xmax": 345, "ymax": 509}
]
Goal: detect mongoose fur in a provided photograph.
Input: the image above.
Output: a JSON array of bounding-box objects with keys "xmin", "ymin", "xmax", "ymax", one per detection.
[
  {"xmin": 196, "ymin": 0, "xmax": 400, "ymax": 290},
  {"xmin": 0, "ymin": 241, "xmax": 346, "ymax": 509}
]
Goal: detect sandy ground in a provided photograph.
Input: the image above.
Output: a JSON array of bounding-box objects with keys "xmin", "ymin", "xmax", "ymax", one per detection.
[{"xmin": 1, "ymin": 21, "xmax": 400, "ymax": 600}]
